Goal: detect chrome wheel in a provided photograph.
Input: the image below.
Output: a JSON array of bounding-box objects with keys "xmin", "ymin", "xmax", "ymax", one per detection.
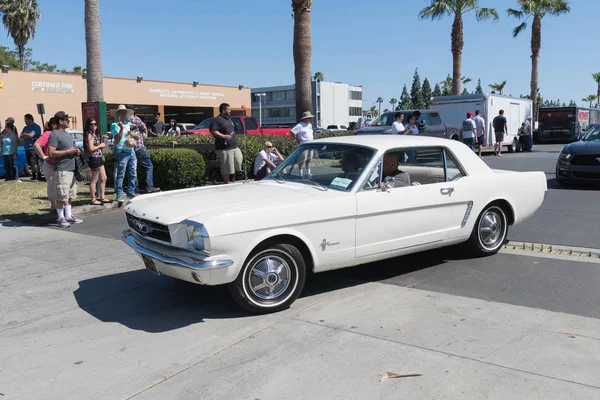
[
  {"xmin": 478, "ymin": 207, "xmax": 505, "ymax": 250},
  {"xmin": 248, "ymin": 255, "xmax": 291, "ymax": 300}
]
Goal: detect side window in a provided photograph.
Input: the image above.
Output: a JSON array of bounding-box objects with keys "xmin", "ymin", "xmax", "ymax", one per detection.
[
  {"xmin": 444, "ymin": 149, "xmax": 466, "ymax": 181},
  {"xmin": 244, "ymin": 118, "xmax": 258, "ymax": 131},
  {"xmin": 429, "ymin": 113, "xmax": 442, "ymax": 125},
  {"xmin": 397, "ymin": 147, "xmax": 445, "ymax": 186},
  {"xmin": 232, "ymin": 118, "xmax": 243, "ymax": 132}
]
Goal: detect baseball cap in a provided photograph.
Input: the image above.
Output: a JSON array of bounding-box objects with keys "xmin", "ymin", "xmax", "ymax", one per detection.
[
  {"xmin": 54, "ymin": 111, "xmax": 70, "ymax": 120},
  {"xmin": 467, "ymin": 112, "xmax": 474, "ymax": 117}
]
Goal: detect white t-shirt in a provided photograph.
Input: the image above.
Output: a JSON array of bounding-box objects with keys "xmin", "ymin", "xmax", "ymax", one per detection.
[
  {"xmin": 406, "ymin": 124, "xmax": 419, "ymax": 135},
  {"xmin": 473, "ymin": 116, "xmax": 485, "ymax": 137},
  {"xmin": 391, "ymin": 121, "xmax": 405, "ymax": 134},
  {"xmin": 254, "ymin": 150, "xmax": 278, "ymax": 175},
  {"xmin": 462, "ymin": 118, "xmax": 476, "ymax": 139},
  {"xmin": 291, "ymin": 122, "xmax": 314, "ymax": 143}
]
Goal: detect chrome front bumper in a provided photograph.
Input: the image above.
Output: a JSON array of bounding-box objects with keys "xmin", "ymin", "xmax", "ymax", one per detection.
[{"xmin": 122, "ymin": 231, "xmax": 233, "ymax": 271}]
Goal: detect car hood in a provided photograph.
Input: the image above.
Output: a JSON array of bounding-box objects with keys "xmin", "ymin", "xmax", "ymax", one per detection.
[
  {"xmin": 563, "ymin": 140, "xmax": 600, "ymax": 154},
  {"xmin": 124, "ymin": 180, "xmax": 343, "ymax": 226},
  {"xmin": 355, "ymin": 126, "xmax": 392, "ymax": 135}
]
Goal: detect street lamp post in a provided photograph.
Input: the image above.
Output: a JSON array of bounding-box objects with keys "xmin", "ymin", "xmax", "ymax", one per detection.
[{"xmin": 254, "ymin": 93, "xmax": 266, "ymax": 126}]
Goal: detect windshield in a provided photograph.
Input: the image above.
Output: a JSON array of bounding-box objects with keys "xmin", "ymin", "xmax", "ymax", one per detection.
[
  {"xmin": 194, "ymin": 118, "xmax": 214, "ymax": 129},
  {"xmin": 371, "ymin": 113, "xmax": 395, "ymax": 126},
  {"xmin": 582, "ymin": 125, "xmax": 600, "ymax": 141},
  {"xmin": 265, "ymin": 143, "xmax": 376, "ymax": 192}
]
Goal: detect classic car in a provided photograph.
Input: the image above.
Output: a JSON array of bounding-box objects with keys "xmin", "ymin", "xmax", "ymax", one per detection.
[
  {"xmin": 121, "ymin": 135, "xmax": 548, "ymax": 314},
  {"xmin": 556, "ymin": 123, "xmax": 600, "ymax": 185}
]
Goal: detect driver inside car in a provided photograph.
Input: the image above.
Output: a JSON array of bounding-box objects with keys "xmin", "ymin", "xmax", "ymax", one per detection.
[{"xmin": 381, "ymin": 152, "xmax": 410, "ymax": 188}]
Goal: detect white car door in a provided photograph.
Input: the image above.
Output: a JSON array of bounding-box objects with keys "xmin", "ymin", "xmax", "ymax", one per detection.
[{"xmin": 355, "ymin": 147, "xmax": 472, "ymax": 258}]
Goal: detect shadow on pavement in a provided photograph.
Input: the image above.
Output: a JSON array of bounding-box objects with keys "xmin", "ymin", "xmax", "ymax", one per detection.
[
  {"xmin": 73, "ymin": 246, "xmax": 472, "ymax": 332},
  {"xmin": 547, "ymin": 177, "xmax": 600, "ymax": 191}
]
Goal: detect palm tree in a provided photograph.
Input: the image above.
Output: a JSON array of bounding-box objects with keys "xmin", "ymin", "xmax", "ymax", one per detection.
[
  {"xmin": 390, "ymin": 98, "xmax": 398, "ymax": 111},
  {"xmin": 508, "ymin": 0, "xmax": 570, "ymax": 117},
  {"xmin": 489, "ymin": 81, "xmax": 507, "ymax": 95},
  {"xmin": 0, "ymin": 0, "xmax": 40, "ymax": 69},
  {"xmin": 313, "ymin": 71, "xmax": 324, "ymax": 82},
  {"xmin": 419, "ymin": 1, "xmax": 498, "ymax": 95},
  {"xmin": 376, "ymin": 97, "xmax": 383, "ymax": 116},
  {"xmin": 582, "ymin": 95, "xmax": 597, "ymax": 108},
  {"xmin": 593, "ymin": 73, "xmax": 600, "ymax": 107},
  {"xmin": 292, "ymin": 1, "xmax": 313, "ymax": 122},
  {"xmin": 84, "ymin": 0, "xmax": 104, "ymax": 102},
  {"xmin": 369, "ymin": 105, "xmax": 377, "ymax": 117}
]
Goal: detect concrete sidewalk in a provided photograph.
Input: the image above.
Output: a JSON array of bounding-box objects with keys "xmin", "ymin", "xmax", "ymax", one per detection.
[{"xmin": 1, "ymin": 225, "xmax": 599, "ymax": 399}]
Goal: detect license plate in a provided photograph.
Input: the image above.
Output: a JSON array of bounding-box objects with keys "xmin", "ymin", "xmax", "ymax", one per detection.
[{"xmin": 142, "ymin": 254, "xmax": 160, "ymax": 275}]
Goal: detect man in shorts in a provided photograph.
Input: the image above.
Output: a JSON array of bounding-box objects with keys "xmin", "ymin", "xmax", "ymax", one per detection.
[
  {"xmin": 492, "ymin": 109, "xmax": 508, "ymax": 157},
  {"xmin": 473, "ymin": 110, "xmax": 486, "ymax": 157},
  {"xmin": 48, "ymin": 111, "xmax": 83, "ymax": 228},
  {"xmin": 210, "ymin": 103, "xmax": 243, "ymax": 184}
]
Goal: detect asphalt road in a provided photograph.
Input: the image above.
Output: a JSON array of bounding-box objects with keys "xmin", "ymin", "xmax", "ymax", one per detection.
[{"xmin": 48, "ymin": 143, "xmax": 600, "ymax": 319}]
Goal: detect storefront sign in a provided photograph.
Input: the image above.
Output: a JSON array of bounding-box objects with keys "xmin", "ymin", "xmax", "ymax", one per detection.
[
  {"xmin": 32, "ymin": 81, "xmax": 73, "ymax": 93},
  {"xmin": 148, "ymin": 88, "xmax": 225, "ymax": 100}
]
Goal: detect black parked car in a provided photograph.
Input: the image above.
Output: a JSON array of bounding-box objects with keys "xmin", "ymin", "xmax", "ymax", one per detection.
[{"xmin": 556, "ymin": 124, "xmax": 600, "ymax": 185}]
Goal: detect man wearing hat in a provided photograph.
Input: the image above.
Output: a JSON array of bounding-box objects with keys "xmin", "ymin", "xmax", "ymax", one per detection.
[
  {"xmin": 523, "ymin": 116, "xmax": 533, "ymax": 152},
  {"xmin": 290, "ymin": 111, "xmax": 315, "ymax": 178},
  {"xmin": 47, "ymin": 111, "xmax": 83, "ymax": 227},
  {"xmin": 460, "ymin": 111, "xmax": 478, "ymax": 151},
  {"xmin": 110, "ymin": 105, "xmax": 139, "ymax": 205}
]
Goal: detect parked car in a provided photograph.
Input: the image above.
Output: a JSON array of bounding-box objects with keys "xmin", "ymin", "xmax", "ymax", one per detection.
[
  {"xmin": 326, "ymin": 125, "xmax": 348, "ymax": 131},
  {"xmin": 179, "ymin": 123, "xmax": 196, "ymax": 132},
  {"xmin": 0, "ymin": 145, "xmax": 27, "ymax": 177},
  {"xmin": 355, "ymin": 110, "xmax": 460, "ymax": 141},
  {"xmin": 183, "ymin": 116, "xmax": 290, "ymax": 136},
  {"xmin": 556, "ymin": 123, "xmax": 600, "ymax": 185},
  {"xmin": 121, "ymin": 135, "xmax": 547, "ymax": 314}
]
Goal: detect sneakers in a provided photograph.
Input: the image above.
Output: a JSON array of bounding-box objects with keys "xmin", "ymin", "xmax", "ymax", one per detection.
[
  {"xmin": 146, "ymin": 187, "xmax": 160, "ymax": 193},
  {"xmin": 58, "ymin": 217, "xmax": 71, "ymax": 228},
  {"xmin": 66, "ymin": 215, "xmax": 83, "ymax": 224}
]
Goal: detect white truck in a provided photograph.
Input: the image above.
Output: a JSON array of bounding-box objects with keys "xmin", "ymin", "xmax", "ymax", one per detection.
[{"xmin": 431, "ymin": 94, "xmax": 533, "ymax": 153}]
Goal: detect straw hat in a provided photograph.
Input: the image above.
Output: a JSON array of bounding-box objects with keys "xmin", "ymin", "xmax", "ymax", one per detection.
[
  {"xmin": 110, "ymin": 104, "xmax": 134, "ymax": 120},
  {"xmin": 301, "ymin": 111, "xmax": 314, "ymax": 120}
]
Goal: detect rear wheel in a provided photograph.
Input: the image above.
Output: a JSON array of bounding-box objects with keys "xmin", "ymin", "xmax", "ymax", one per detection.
[
  {"xmin": 467, "ymin": 204, "xmax": 508, "ymax": 256},
  {"xmin": 228, "ymin": 243, "xmax": 306, "ymax": 314}
]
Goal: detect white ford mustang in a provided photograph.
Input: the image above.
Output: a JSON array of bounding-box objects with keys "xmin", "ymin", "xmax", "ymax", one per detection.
[{"xmin": 122, "ymin": 135, "xmax": 547, "ymax": 313}]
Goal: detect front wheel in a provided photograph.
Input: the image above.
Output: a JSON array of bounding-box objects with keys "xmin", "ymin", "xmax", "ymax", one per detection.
[
  {"xmin": 467, "ymin": 205, "xmax": 508, "ymax": 256},
  {"xmin": 228, "ymin": 243, "xmax": 306, "ymax": 314}
]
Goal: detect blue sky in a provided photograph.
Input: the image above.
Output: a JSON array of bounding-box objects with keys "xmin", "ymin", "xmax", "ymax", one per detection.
[{"xmin": 2, "ymin": 0, "xmax": 598, "ymax": 109}]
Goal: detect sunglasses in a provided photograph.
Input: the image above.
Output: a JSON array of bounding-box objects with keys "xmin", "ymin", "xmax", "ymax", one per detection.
[
  {"xmin": 266, "ymin": 145, "xmax": 273, "ymax": 148},
  {"xmin": 90, "ymin": 122, "xmax": 97, "ymax": 125}
]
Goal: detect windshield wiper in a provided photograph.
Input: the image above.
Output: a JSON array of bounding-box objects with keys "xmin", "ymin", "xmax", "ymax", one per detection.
[
  {"xmin": 272, "ymin": 171, "xmax": 286, "ymax": 184},
  {"xmin": 301, "ymin": 178, "xmax": 328, "ymax": 191}
]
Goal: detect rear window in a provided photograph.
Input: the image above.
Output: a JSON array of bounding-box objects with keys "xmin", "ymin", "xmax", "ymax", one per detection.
[
  {"xmin": 327, "ymin": 125, "xmax": 337, "ymax": 129},
  {"xmin": 244, "ymin": 118, "xmax": 258, "ymax": 130}
]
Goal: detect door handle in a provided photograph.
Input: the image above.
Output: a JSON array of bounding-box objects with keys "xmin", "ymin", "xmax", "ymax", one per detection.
[{"xmin": 440, "ymin": 187, "xmax": 454, "ymax": 196}]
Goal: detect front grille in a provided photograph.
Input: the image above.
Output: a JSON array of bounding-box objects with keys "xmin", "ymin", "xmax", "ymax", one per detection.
[
  {"xmin": 571, "ymin": 155, "xmax": 600, "ymax": 166},
  {"xmin": 126, "ymin": 213, "xmax": 171, "ymax": 243},
  {"xmin": 572, "ymin": 172, "xmax": 600, "ymax": 180}
]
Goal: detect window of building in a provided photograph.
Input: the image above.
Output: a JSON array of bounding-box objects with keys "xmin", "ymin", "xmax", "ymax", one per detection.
[
  {"xmin": 349, "ymin": 107, "xmax": 362, "ymax": 116},
  {"xmin": 350, "ymin": 90, "xmax": 363, "ymax": 101},
  {"xmin": 274, "ymin": 91, "xmax": 285, "ymax": 101},
  {"xmin": 286, "ymin": 90, "xmax": 296, "ymax": 101},
  {"xmin": 267, "ymin": 107, "xmax": 296, "ymax": 118}
]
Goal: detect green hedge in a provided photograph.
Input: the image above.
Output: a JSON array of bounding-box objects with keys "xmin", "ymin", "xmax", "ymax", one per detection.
[{"xmin": 104, "ymin": 148, "xmax": 206, "ymax": 190}]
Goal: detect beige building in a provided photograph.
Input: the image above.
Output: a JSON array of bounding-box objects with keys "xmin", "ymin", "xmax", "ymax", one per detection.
[{"xmin": 0, "ymin": 69, "xmax": 251, "ymax": 131}]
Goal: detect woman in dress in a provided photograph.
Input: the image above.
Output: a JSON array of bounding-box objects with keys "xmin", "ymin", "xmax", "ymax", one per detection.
[
  {"xmin": 1, "ymin": 120, "xmax": 20, "ymax": 181},
  {"xmin": 83, "ymin": 118, "xmax": 110, "ymax": 205}
]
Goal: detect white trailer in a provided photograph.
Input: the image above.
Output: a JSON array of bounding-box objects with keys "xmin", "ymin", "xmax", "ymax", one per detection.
[{"xmin": 430, "ymin": 94, "xmax": 533, "ymax": 153}]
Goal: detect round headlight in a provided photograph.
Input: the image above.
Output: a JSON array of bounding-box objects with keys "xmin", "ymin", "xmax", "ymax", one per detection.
[
  {"xmin": 191, "ymin": 227, "xmax": 205, "ymax": 251},
  {"xmin": 182, "ymin": 221, "xmax": 210, "ymax": 255}
]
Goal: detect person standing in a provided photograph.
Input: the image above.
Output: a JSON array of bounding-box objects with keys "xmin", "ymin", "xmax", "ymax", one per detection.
[
  {"xmin": 391, "ymin": 112, "xmax": 413, "ymax": 135},
  {"xmin": 362, "ymin": 114, "xmax": 373, "ymax": 128},
  {"xmin": 48, "ymin": 111, "xmax": 83, "ymax": 228},
  {"xmin": 110, "ymin": 105, "xmax": 139, "ymax": 206},
  {"xmin": 524, "ymin": 116, "xmax": 533, "ymax": 152},
  {"xmin": 290, "ymin": 111, "xmax": 315, "ymax": 178},
  {"xmin": 149, "ymin": 112, "xmax": 165, "ymax": 137},
  {"xmin": 165, "ymin": 119, "xmax": 181, "ymax": 136},
  {"xmin": 129, "ymin": 112, "xmax": 160, "ymax": 194},
  {"xmin": 1, "ymin": 120, "xmax": 19, "ymax": 181},
  {"xmin": 21, "ymin": 114, "xmax": 42, "ymax": 180},
  {"xmin": 210, "ymin": 103, "xmax": 243, "ymax": 184},
  {"xmin": 83, "ymin": 118, "xmax": 110, "ymax": 205},
  {"xmin": 460, "ymin": 112, "xmax": 477, "ymax": 151},
  {"xmin": 492, "ymin": 110, "xmax": 508, "ymax": 157},
  {"xmin": 34, "ymin": 118, "xmax": 59, "ymax": 212},
  {"xmin": 473, "ymin": 110, "xmax": 486, "ymax": 157}
]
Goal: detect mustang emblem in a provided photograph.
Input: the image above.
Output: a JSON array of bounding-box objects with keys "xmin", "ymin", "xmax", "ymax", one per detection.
[
  {"xmin": 135, "ymin": 220, "xmax": 152, "ymax": 234},
  {"xmin": 320, "ymin": 239, "xmax": 340, "ymax": 251}
]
